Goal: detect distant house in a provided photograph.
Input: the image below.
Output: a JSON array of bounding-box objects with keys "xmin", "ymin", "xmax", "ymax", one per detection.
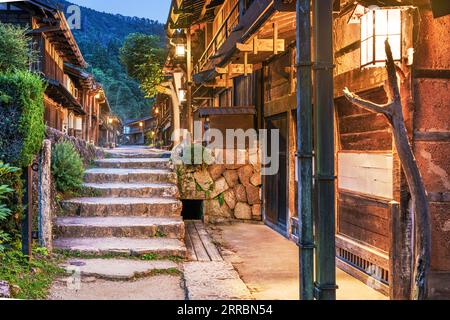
[
  {"xmin": 123, "ymin": 116, "xmax": 155, "ymax": 145},
  {"xmin": 0, "ymin": 0, "xmax": 113, "ymax": 146}
]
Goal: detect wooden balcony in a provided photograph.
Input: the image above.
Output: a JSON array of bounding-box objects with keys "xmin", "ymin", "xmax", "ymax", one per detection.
[{"xmin": 195, "ymin": 0, "xmax": 240, "ymax": 73}]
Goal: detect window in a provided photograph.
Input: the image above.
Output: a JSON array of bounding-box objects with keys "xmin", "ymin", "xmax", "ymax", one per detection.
[{"xmin": 360, "ymin": 8, "xmax": 402, "ymax": 68}]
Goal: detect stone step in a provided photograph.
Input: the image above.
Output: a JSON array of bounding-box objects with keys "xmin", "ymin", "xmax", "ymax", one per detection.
[
  {"xmin": 83, "ymin": 183, "xmax": 179, "ymax": 198},
  {"xmin": 61, "ymin": 259, "xmax": 179, "ymax": 281},
  {"xmin": 55, "ymin": 216, "xmax": 185, "ymax": 239},
  {"xmin": 53, "ymin": 237, "xmax": 187, "ymax": 258},
  {"xmin": 94, "ymin": 158, "xmax": 171, "ymax": 169},
  {"xmin": 105, "ymin": 148, "xmax": 171, "ymax": 159},
  {"xmin": 84, "ymin": 168, "xmax": 177, "ymax": 184},
  {"xmin": 60, "ymin": 197, "xmax": 182, "ymax": 217}
]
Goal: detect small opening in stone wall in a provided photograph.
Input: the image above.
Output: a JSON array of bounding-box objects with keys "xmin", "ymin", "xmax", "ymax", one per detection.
[{"xmin": 181, "ymin": 200, "xmax": 203, "ymax": 220}]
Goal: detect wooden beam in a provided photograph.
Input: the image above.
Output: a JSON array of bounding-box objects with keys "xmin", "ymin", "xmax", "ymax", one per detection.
[
  {"xmin": 237, "ymin": 38, "xmax": 285, "ymax": 53},
  {"xmin": 273, "ymin": 22, "xmax": 278, "ymax": 55},
  {"xmin": 199, "ymin": 0, "xmax": 212, "ymax": 21},
  {"xmin": 203, "ymin": 78, "xmax": 233, "ymax": 88},
  {"xmin": 216, "ymin": 64, "xmax": 253, "ymax": 76}
]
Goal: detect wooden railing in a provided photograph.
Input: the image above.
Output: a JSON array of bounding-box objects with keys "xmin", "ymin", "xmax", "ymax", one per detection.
[{"xmin": 195, "ymin": 0, "xmax": 240, "ymax": 73}]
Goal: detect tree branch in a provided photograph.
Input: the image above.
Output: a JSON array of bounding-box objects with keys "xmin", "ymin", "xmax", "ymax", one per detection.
[{"xmin": 343, "ymin": 87, "xmax": 393, "ymax": 119}]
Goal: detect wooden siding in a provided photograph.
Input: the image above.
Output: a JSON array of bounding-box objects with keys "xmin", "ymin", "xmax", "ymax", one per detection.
[
  {"xmin": 338, "ymin": 191, "xmax": 390, "ymax": 252},
  {"xmin": 338, "ymin": 152, "xmax": 393, "ymax": 199},
  {"xmin": 335, "ymin": 87, "xmax": 391, "ymax": 151}
]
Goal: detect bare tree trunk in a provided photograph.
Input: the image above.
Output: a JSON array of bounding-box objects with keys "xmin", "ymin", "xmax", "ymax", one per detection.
[{"xmin": 343, "ymin": 40, "xmax": 431, "ymax": 300}]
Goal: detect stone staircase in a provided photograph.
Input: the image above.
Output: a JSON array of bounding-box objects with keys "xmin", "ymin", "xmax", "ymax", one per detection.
[{"xmin": 53, "ymin": 148, "xmax": 186, "ymax": 258}]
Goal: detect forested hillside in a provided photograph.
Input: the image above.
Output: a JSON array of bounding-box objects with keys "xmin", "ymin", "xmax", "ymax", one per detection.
[{"xmin": 59, "ymin": 1, "xmax": 166, "ymax": 121}]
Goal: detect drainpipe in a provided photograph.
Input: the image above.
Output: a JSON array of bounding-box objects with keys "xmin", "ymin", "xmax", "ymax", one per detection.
[
  {"xmin": 313, "ymin": 0, "xmax": 336, "ymax": 300},
  {"xmin": 296, "ymin": 0, "xmax": 314, "ymax": 301}
]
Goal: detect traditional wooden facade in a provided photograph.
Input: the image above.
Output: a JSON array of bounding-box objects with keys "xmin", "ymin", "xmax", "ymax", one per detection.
[
  {"xmin": 166, "ymin": 0, "xmax": 450, "ymax": 299},
  {"xmin": 123, "ymin": 116, "xmax": 155, "ymax": 146},
  {"xmin": 0, "ymin": 0, "xmax": 113, "ymax": 146}
]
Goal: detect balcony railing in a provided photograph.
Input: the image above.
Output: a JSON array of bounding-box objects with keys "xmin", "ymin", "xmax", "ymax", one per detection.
[{"xmin": 195, "ymin": 0, "xmax": 240, "ymax": 73}]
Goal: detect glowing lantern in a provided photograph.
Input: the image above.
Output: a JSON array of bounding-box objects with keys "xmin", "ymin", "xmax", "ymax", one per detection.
[{"xmin": 360, "ymin": 8, "xmax": 402, "ymax": 68}]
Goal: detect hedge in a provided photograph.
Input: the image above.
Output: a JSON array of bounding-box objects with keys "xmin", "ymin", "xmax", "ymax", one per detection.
[{"xmin": 0, "ymin": 71, "xmax": 46, "ymax": 168}]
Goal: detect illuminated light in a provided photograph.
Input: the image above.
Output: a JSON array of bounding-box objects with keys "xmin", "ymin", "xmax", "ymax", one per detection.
[
  {"xmin": 179, "ymin": 89, "xmax": 186, "ymax": 102},
  {"xmin": 360, "ymin": 8, "xmax": 402, "ymax": 68},
  {"xmin": 95, "ymin": 92, "xmax": 101, "ymax": 99},
  {"xmin": 139, "ymin": 122, "xmax": 144, "ymax": 127},
  {"xmin": 154, "ymin": 108, "xmax": 160, "ymax": 114},
  {"xmin": 175, "ymin": 44, "xmax": 186, "ymax": 58},
  {"xmin": 108, "ymin": 117, "xmax": 113, "ymax": 124}
]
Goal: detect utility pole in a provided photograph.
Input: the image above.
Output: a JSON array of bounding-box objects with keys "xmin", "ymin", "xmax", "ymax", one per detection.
[
  {"xmin": 313, "ymin": 0, "xmax": 337, "ymax": 300},
  {"xmin": 186, "ymin": 27, "xmax": 193, "ymax": 136},
  {"xmin": 296, "ymin": 0, "xmax": 314, "ymax": 301}
]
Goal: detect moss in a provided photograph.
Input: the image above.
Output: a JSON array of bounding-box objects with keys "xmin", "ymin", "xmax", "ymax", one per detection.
[{"xmin": 0, "ymin": 245, "xmax": 65, "ymax": 299}]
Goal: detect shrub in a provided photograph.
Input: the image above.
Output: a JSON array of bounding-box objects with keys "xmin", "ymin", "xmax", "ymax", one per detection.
[
  {"xmin": 51, "ymin": 142, "xmax": 85, "ymax": 193},
  {"xmin": 171, "ymin": 143, "xmax": 215, "ymax": 166},
  {"xmin": 0, "ymin": 71, "xmax": 46, "ymax": 168},
  {"xmin": 0, "ymin": 22, "xmax": 35, "ymax": 73},
  {"xmin": 0, "ymin": 162, "xmax": 23, "ymax": 251}
]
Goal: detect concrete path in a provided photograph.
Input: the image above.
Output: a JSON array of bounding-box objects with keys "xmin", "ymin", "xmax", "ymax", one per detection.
[{"xmin": 208, "ymin": 223, "xmax": 388, "ymax": 300}]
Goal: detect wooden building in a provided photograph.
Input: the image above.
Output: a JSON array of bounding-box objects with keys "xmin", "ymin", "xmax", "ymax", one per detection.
[
  {"xmin": 166, "ymin": 0, "xmax": 450, "ymax": 299},
  {"xmin": 0, "ymin": 0, "xmax": 112, "ymax": 146},
  {"xmin": 123, "ymin": 116, "xmax": 155, "ymax": 146}
]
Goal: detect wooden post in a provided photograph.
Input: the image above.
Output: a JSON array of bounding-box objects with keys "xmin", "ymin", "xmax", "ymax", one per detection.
[
  {"xmin": 296, "ymin": 0, "xmax": 315, "ymax": 301},
  {"xmin": 21, "ymin": 166, "xmax": 33, "ymax": 259},
  {"xmin": 38, "ymin": 140, "xmax": 52, "ymax": 253},
  {"xmin": 313, "ymin": 0, "xmax": 337, "ymax": 300},
  {"xmin": 186, "ymin": 28, "xmax": 193, "ymax": 136},
  {"xmin": 389, "ymin": 200, "xmax": 412, "ymax": 299},
  {"xmin": 273, "ymin": 22, "xmax": 278, "ymax": 55}
]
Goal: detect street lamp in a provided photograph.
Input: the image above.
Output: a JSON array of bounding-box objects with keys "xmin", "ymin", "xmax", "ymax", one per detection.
[
  {"xmin": 179, "ymin": 89, "xmax": 186, "ymax": 103},
  {"xmin": 358, "ymin": 7, "xmax": 402, "ymax": 68},
  {"xmin": 172, "ymin": 30, "xmax": 187, "ymax": 59},
  {"xmin": 175, "ymin": 43, "xmax": 186, "ymax": 58}
]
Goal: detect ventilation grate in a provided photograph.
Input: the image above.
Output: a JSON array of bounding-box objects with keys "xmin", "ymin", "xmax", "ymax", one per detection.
[{"xmin": 337, "ymin": 247, "xmax": 389, "ymax": 285}]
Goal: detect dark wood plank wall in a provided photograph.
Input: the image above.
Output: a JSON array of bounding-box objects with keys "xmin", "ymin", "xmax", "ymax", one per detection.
[
  {"xmin": 338, "ymin": 191, "xmax": 390, "ymax": 252},
  {"xmin": 264, "ymin": 52, "xmax": 291, "ymax": 102},
  {"xmin": 336, "ymin": 88, "xmax": 391, "ymax": 152},
  {"xmin": 233, "ymin": 74, "xmax": 254, "ymax": 106}
]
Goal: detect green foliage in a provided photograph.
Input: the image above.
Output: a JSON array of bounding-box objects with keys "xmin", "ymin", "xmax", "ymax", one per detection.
[
  {"xmin": 120, "ymin": 33, "xmax": 166, "ymax": 98},
  {"xmin": 145, "ymin": 130, "xmax": 156, "ymax": 146},
  {"xmin": 0, "ymin": 22, "xmax": 35, "ymax": 72},
  {"xmin": 0, "ymin": 244, "xmax": 64, "ymax": 299},
  {"xmin": 57, "ymin": 0, "xmax": 166, "ymax": 121},
  {"xmin": 0, "ymin": 162, "xmax": 23, "ymax": 251},
  {"xmin": 180, "ymin": 144, "xmax": 215, "ymax": 166},
  {"xmin": 51, "ymin": 142, "xmax": 85, "ymax": 193},
  {"xmin": 0, "ymin": 71, "xmax": 46, "ymax": 168},
  {"xmin": 216, "ymin": 193, "xmax": 225, "ymax": 207}
]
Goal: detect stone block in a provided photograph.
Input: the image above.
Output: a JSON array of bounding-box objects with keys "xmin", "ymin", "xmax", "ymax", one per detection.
[
  {"xmin": 234, "ymin": 184, "xmax": 247, "ymax": 203},
  {"xmin": 238, "ymin": 165, "xmax": 254, "ymax": 187},
  {"xmin": 234, "ymin": 202, "xmax": 252, "ymax": 220},
  {"xmin": 246, "ymin": 185, "xmax": 261, "ymax": 205},
  {"xmin": 223, "ymin": 189, "xmax": 237, "ymax": 210},
  {"xmin": 193, "ymin": 169, "xmax": 214, "ymax": 191},
  {"xmin": 223, "ymin": 170, "xmax": 239, "ymax": 188}
]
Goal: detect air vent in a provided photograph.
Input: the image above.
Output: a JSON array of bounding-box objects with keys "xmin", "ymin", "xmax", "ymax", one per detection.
[{"xmin": 337, "ymin": 247, "xmax": 389, "ymax": 285}]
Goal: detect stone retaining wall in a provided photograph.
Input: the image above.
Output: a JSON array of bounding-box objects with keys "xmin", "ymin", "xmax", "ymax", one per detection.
[{"xmin": 176, "ymin": 157, "xmax": 262, "ymax": 224}]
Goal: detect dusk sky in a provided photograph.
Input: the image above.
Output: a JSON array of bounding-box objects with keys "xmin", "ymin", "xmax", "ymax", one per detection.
[{"xmin": 68, "ymin": 0, "xmax": 171, "ymax": 22}]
